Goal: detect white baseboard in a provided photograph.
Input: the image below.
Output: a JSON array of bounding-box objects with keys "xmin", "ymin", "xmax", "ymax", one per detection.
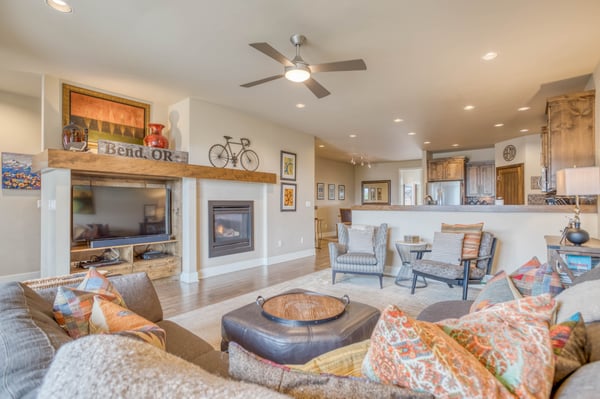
[
  {"xmin": 265, "ymin": 249, "xmax": 315, "ymax": 265},
  {"xmin": 0, "ymin": 271, "xmax": 41, "ymax": 283},
  {"xmin": 179, "ymin": 270, "xmax": 199, "ymax": 283}
]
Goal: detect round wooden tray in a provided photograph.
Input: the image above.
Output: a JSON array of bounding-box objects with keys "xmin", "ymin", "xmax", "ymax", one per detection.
[{"xmin": 256, "ymin": 292, "xmax": 350, "ymax": 326}]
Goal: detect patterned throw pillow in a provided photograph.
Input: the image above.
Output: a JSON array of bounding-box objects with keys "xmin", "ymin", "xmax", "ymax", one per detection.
[
  {"xmin": 89, "ymin": 295, "xmax": 166, "ymax": 350},
  {"xmin": 361, "ymin": 305, "xmax": 512, "ymax": 398},
  {"xmin": 289, "ymin": 339, "xmax": 370, "ymax": 377},
  {"xmin": 532, "ymin": 262, "xmax": 565, "ymax": 297},
  {"xmin": 550, "ymin": 312, "xmax": 587, "ymax": 385},
  {"xmin": 439, "ymin": 294, "xmax": 556, "ymax": 397},
  {"xmin": 441, "ymin": 222, "xmax": 484, "ymax": 259},
  {"xmin": 52, "ymin": 268, "xmax": 124, "ymax": 338},
  {"xmin": 509, "ymin": 256, "xmax": 543, "ymax": 296},
  {"xmin": 470, "ymin": 270, "xmax": 522, "ymax": 312}
]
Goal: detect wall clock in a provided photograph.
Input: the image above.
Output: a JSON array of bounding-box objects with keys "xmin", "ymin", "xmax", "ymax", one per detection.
[{"xmin": 503, "ymin": 144, "xmax": 516, "ymax": 162}]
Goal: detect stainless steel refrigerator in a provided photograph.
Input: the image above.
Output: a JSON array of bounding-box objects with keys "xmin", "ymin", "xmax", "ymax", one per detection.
[{"xmin": 426, "ymin": 181, "xmax": 463, "ymax": 205}]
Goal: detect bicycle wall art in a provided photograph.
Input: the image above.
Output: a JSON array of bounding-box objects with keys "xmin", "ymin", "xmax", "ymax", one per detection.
[{"xmin": 208, "ymin": 136, "xmax": 260, "ymax": 171}]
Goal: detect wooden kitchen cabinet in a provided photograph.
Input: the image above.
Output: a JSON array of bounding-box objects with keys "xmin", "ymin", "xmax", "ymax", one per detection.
[
  {"xmin": 466, "ymin": 162, "xmax": 495, "ymax": 196},
  {"xmin": 542, "ymin": 90, "xmax": 595, "ymax": 191},
  {"xmin": 427, "ymin": 157, "xmax": 466, "ymax": 181}
]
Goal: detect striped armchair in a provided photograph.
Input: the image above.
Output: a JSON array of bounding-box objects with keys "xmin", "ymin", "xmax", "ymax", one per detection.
[{"xmin": 329, "ymin": 223, "xmax": 388, "ymax": 288}]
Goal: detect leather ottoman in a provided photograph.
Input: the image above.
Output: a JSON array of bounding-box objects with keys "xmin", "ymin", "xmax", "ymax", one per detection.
[{"xmin": 220, "ymin": 289, "xmax": 381, "ymax": 364}]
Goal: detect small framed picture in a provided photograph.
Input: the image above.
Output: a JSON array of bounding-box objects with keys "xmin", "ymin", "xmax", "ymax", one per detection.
[
  {"xmin": 328, "ymin": 184, "xmax": 335, "ymax": 200},
  {"xmin": 281, "ymin": 183, "xmax": 297, "ymax": 211},
  {"xmin": 280, "ymin": 150, "xmax": 296, "ymax": 181},
  {"xmin": 338, "ymin": 185, "xmax": 345, "ymax": 200},
  {"xmin": 316, "ymin": 182, "xmax": 325, "ymax": 200}
]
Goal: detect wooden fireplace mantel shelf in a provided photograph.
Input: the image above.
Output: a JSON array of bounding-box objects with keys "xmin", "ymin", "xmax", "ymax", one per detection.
[{"xmin": 33, "ymin": 149, "xmax": 277, "ymax": 184}]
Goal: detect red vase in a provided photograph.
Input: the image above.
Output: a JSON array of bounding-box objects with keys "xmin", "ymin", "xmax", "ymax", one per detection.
[{"xmin": 144, "ymin": 123, "xmax": 169, "ymax": 149}]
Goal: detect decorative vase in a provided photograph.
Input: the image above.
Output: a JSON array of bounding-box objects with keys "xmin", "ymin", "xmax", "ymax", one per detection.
[
  {"xmin": 566, "ymin": 222, "xmax": 590, "ymax": 246},
  {"xmin": 62, "ymin": 121, "xmax": 88, "ymax": 151},
  {"xmin": 143, "ymin": 123, "xmax": 169, "ymax": 149}
]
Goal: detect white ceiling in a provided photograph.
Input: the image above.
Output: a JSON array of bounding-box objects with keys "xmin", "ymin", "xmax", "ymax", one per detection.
[{"xmin": 1, "ymin": 1, "xmax": 600, "ymax": 163}]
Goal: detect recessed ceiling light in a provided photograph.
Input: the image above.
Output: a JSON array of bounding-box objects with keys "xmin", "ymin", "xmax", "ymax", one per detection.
[
  {"xmin": 318, "ymin": 144, "xmax": 325, "ymax": 148},
  {"xmin": 481, "ymin": 52, "xmax": 498, "ymax": 61},
  {"xmin": 295, "ymin": 103, "xmax": 306, "ymax": 109},
  {"xmin": 494, "ymin": 123, "xmax": 504, "ymax": 127},
  {"xmin": 452, "ymin": 144, "xmax": 460, "ymax": 147},
  {"xmin": 349, "ymin": 134, "xmax": 357, "ymax": 138},
  {"xmin": 423, "ymin": 141, "xmax": 431, "ymax": 145},
  {"xmin": 46, "ymin": 0, "xmax": 72, "ymax": 13},
  {"xmin": 463, "ymin": 105, "xmax": 475, "ymax": 111},
  {"xmin": 408, "ymin": 132, "xmax": 416, "ymax": 136},
  {"xmin": 393, "ymin": 118, "xmax": 404, "ymax": 123},
  {"xmin": 518, "ymin": 106, "xmax": 530, "ymax": 111},
  {"xmin": 520, "ymin": 128, "xmax": 529, "ymax": 133}
]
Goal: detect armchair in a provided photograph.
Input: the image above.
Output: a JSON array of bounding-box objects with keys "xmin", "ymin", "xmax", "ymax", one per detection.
[
  {"xmin": 329, "ymin": 223, "xmax": 388, "ymax": 288},
  {"xmin": 410, "ymin": 231, "xmax": 497, "ymax": 300}
]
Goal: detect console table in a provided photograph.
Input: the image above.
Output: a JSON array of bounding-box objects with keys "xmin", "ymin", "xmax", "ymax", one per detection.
[{"xmin": 545, "ymin": 235, "xmax": 600, "ymax": 285}]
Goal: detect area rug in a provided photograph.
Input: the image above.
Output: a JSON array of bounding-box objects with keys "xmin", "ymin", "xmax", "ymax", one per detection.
[{"xmin": 169, "ymin": 269, "xmax": 481, "ymax": 349}]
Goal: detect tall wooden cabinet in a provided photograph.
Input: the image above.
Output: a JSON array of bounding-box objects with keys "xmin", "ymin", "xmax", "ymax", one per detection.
[
  {"xmin": 466, "ymin": 162, "xmax": 495, "ymax": 197},
  {"xmin": 541, "ymin": 90, "xmax": 595, "ymax": 191}
]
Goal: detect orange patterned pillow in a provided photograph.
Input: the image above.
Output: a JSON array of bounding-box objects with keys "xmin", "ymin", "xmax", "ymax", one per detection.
[
  {"xmin": 361, "ymin": 305, "xmax": 513, "ymax": 398},
  {"xmin": 441, "ymin": 222, "xmax": 484, "ymax": 259}
]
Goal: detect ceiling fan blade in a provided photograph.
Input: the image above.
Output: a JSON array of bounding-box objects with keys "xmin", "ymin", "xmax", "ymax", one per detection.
[
  {"xmin": 310, "ymin": 59, "xmax": 367, "ymax": 73},
  {"xmin": 240, "ymin": 74, "xmax": 284, "ymax": 88},
  {"xmin": 249, "ymin": 43, "xmax": 294, "ymax": 66},
  {"xmin": 304, "ymin": 78, "xmax": 330, "ymax": 99}
]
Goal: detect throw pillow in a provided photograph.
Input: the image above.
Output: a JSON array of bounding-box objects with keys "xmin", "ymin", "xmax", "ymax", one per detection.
[
  {"xmin": 532, "ymin": 262, "xmax": 565, "ymax": 297},
  {"xmin": 89, "ymin": 295, "xmax": 166, "ymax": 350},
  {"xmin": 439, "ymin": 294, "xmax": 556, "ymax": 397},
  {"xmin": 361, "ymin": 305, "xmax": 512, "ymax": 398},
  {"xmin": 52, "ymin": 267, "xmax": 124, "ymax": 338},
  {"xmin": 509, "ymin": 256, "xmax": 543, "ymax": 296},
  {"xmin": 289, "ymin": 339, "xmax": 370, "ymax": 377},
  {"xmin": 555, "ymin": 279, "xmax": 600, "ymax": 324},
  {"xmin": 228, "ymin": 342, "xmax": 428, "ymax": 399},
  {"xmin": 550, "ymin": 312, "xmax": 587, "ymax": 385},
  {"xmin": 470, "ymin": 270, "xmax": 522, "ymax": 312},
  {"xmin": 441, "ymin": 222, "xmax": 484, "ymax": 259},
  {"xmin": 428, "ymin": 231, "xmax": 464, "ymax": 265},
  {"xmin": 347, "ymin": 227, "xmax": 374, "ymax": 254}
]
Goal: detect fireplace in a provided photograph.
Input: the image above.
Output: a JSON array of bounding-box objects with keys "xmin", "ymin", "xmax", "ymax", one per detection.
[{"xmin": 208, "ymin": 200, "xmax": 254, "ymax": 258}]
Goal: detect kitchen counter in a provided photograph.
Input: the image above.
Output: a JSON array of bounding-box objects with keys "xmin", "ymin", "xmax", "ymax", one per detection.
[{"xmin": 351, "ymin": 204, "xmax": 596, "ymax": 213}]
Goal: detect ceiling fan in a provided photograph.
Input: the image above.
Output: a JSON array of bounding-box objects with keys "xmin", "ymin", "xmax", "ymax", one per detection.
[{"xmin": 240, "ymin": 34, "xmax": 367, "ymax": 99}]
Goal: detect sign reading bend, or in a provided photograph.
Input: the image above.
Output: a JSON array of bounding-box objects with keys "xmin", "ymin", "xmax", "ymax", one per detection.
[{"xmin": 97, "ymin": 140, "xmax": 189, "ymax": 164}]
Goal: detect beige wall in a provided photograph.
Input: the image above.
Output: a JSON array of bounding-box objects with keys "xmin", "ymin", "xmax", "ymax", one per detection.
[
  {"xmin": 315, "ymin": 157, "xmax": 355, "ymax": 236},
  {"xmin": 354, "ymin": 160, "xmax": 422, "ymax": 205}
]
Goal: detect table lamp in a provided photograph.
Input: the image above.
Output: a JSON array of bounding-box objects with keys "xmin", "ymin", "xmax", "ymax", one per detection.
[{"xmin": 556, "ymin": 166, "xmax": 600, "ymax": 245}]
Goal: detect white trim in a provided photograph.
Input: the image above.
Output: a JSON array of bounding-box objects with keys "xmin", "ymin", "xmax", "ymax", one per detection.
[
  {"xmin": 265, "ymin": 249, "xmax": 315, "ymax": 265},
  {"xmin": 0, "ymin": 271, "xmax": 41, "ymax": 283}
]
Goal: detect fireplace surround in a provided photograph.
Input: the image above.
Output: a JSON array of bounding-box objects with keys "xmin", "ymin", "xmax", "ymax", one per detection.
[{"xmin": 208, "ymin": 200, "xmax": 254, "ymax": 258}]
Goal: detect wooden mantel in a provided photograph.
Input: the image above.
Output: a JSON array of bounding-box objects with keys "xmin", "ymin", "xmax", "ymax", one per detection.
[{"xmin": 33, "ymin": 149, "xmax": 277, "ymax": 183}]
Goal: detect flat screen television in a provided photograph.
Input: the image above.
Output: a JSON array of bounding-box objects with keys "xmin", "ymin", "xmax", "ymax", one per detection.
[{"xmin": 72, "ymin": 184, "xmax": 171, "ymax": 248}]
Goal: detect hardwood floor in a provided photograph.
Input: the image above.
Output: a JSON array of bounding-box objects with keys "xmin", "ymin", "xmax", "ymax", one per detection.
[{"xmin": 153, "ymin": 240, "xmax": 332, "ymax": 318}]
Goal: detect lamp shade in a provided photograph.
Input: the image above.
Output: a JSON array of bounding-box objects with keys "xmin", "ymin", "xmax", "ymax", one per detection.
[{"xmin": 556, "ymin": 167, "xmax": 600, "ymax": 196}]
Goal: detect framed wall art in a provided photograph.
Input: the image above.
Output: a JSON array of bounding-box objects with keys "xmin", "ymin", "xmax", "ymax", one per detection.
[
  {"xmin": 62, "ymin": 83, "xmax": 151, "ymax": 151},
  {"xmin": 1, "ymin": 152, "xmax": 41, "ymax": 190},
  {"xmin": 280, "ymin": 150, "xmax": 296, "ymax": 181},
  {"xmin": 338, "ymin": 184, "xmax": 345, "ymax": 200},
  {"xmin": 361, "ymin": 180, "xmax": 391, "ymax": 205},
  {"xmin": 316, "ymin": 182, "xmax": 325, "ymax": 200},
  {"xmin": 281, "ymin": 183, "xmax": 297, "ymax": 211},
  {"xmin": 328, "ymin": 184, "xmax": 335, "ymax": 200}
]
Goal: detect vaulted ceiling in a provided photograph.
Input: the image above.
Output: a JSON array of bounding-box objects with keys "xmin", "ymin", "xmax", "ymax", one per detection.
[{"xmin": 1, "ymin": 1, "xmax": 599, "ymax": 163}]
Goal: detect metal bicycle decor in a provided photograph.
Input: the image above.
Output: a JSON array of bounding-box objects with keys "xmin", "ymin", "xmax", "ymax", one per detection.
[{"xmin": 208, "ymin": 135, "xmax": 260, "ymax": 171}]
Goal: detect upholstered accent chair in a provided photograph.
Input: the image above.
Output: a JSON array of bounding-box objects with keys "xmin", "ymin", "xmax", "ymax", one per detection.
[
  {"xmin": 410, "ymin": 231, "xmax": 497, "ymax": 300},
  {"xmin": 329, "ymin": 223, "xmax": 388, "ymax": 288}
]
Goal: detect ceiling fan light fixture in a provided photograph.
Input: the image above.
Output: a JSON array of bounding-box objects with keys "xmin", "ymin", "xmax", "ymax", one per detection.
[
  {"xmin": 285, "ymin": 64, "xmax": 310, "ymax": 82},
  {"xmin": 46, "ymin": 0, "xmax": 72, "ymax": 13}
]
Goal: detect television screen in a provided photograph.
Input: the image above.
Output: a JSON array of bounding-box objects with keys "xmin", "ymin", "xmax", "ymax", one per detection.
[{"xmin": 72, "ymin": 185, "xmax": 171, "ymax": 245}]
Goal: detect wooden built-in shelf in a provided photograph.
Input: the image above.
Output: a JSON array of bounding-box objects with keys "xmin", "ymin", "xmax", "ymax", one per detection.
[{"xmin": 33, "ymin": 149, "xmax": 277, "ymax": 184}]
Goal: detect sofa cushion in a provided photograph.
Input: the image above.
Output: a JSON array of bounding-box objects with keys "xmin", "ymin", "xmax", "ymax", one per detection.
[
  {"xmin": 470, "ymin": 270, "xmax": 522, "ymax": 312},
  {"xmin": 347, "ymin": 227, "xmax": 374, "ymax": 254},
  {"xmin": 509, "ymin": 256, "xmax": 542, "ymax": 296},
  {"xmin": 89, "ymin": 295, "xmax": 166, "ymax": 350},
  {"xmin": 555, "ymin": 279, "xmax": 600, "ymax": 324},
  {"xmin": 229, "ymin": 341, "xmax": 432, "ymax": 399},
  {"xmin": 441, "ymin": 222, "xmax": 484, "ymax": 259},
  {"xmin": 77, "ymin": 267, "xmax": 125, "ymax": 307},
  {"xmin": 552, "ymin": 361, "xmax": 600, "ymax": 399},
  {"xmin": 439, "ymin": 294, "xmax": 555, "ymax": 397},
  {"xmin": 584, "ymin": 322, "xmax": 600, "ymax": 362},
  {"xmin": 38, "ymin": 334, "xmax": 287, "ymax": 399},
  {"xmin": 289, "ymin": 339, "xmax": 370, "ymax": 377},
  {"xmin": 0, "ymin": 282, "xmax": 72, "ymax": 399},
  {"xmin": 532, "ymin": 262, "xmax": 565, "ymax": 297},
  {"xmin": 336, "ymin": 253, "xmax": 378, "ymax": 265},
  {"xmin": 550, "ymin": 312, "xmax": 587, "ymax": 385},
  {"xmin": 361, "ymin": 305, "xmax": 512, "ymax": 398}
]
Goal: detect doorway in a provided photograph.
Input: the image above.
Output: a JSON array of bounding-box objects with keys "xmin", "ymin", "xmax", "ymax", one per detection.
[{"xmin": 496, "ymin": 164, "xmax": 524, "ymax": 204}]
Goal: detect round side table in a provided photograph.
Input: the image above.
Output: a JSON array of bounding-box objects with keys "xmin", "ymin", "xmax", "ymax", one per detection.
[{"xmin": 394, "ymin": 241, "xmax": 428, "ymax": 288}]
